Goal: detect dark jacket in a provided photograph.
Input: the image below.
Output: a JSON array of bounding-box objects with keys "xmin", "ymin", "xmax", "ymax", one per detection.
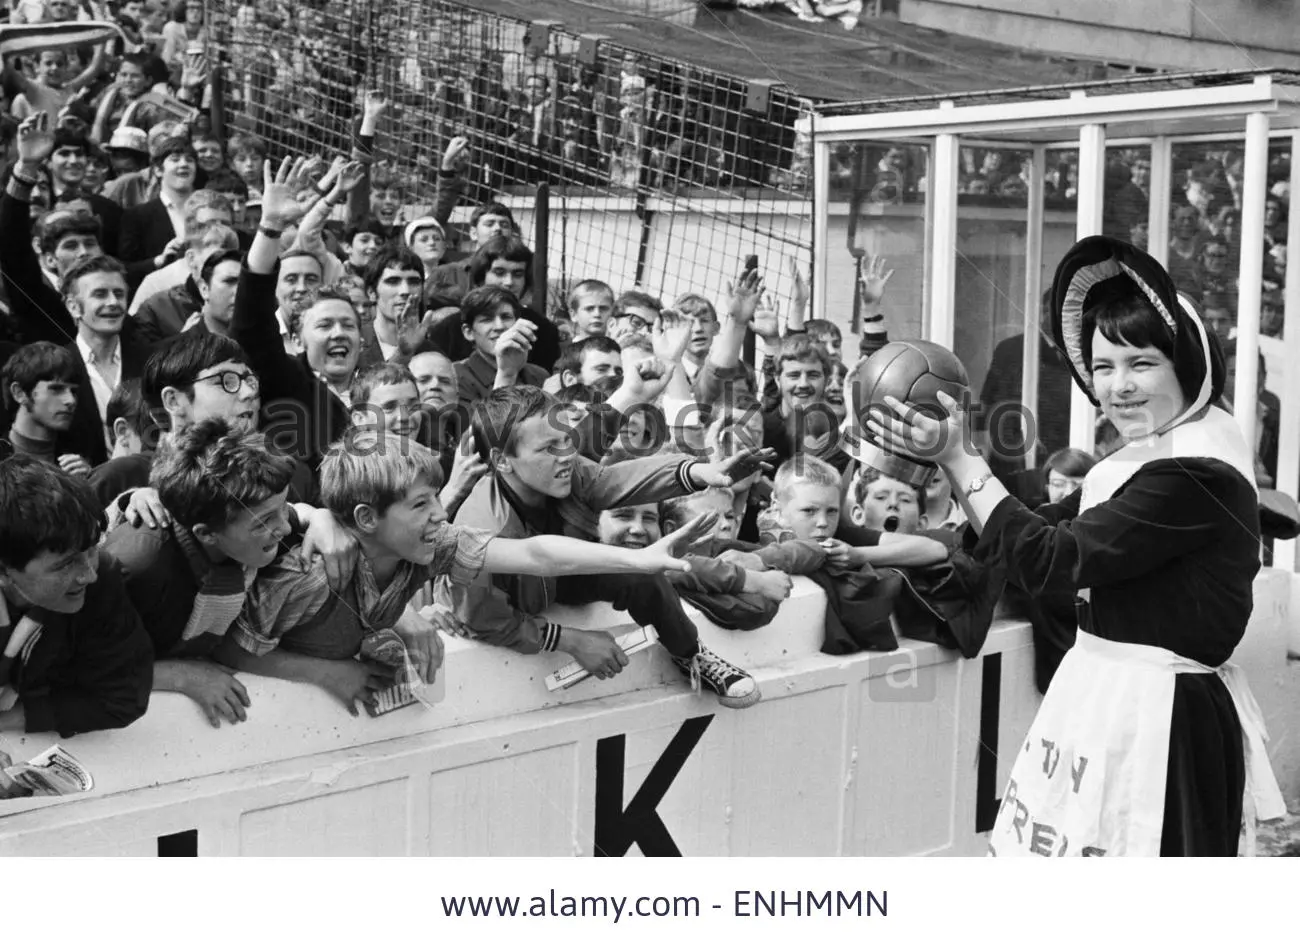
[
  {"xmin": 119, "ymin": 197, "xmax": 177, "ymax": 290},
  {"xmin": 886, "ymin": 529, "xmax": 1008, "ymax": 660},
  {"xmin": 443, "ymin": 452, "xmax": 700, "ymax": 653},
  {"xmin": 673, "ymin": 538, "xmax": 826, "ymax": 631},
  {"xmin": 1, "ymin": 550, "xmax": 153, "ymax": 738},
  {"xmin": 0, "ymin": 192, "xmax": 143, "ymax": 466},
  {"xmin": 426, "ymin": 303, "xmax": 561, "ymax": 373},
  {"xmin": 133, "ymin": 278, "xmax": 203, "ymax": 346},
  {"xmin": 231, "ymin": 265, "xmax": 351, "ymax": 472},
  {"xmin": 454, "ymin": 347, "xmax": 549, "ymax": 407}
]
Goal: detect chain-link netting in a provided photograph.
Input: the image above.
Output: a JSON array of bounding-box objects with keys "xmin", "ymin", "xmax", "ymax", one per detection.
[{"xmin": 207, "ymin": 0, "xmax": 815, "ymax": 314}]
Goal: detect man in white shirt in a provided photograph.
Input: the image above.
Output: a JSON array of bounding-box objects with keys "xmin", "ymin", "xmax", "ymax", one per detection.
[{"xmin": 62, "ymin": 256, "xmax": 146, "ymax": 451}]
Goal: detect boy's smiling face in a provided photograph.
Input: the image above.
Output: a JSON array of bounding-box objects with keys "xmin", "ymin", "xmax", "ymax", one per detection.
[
  {"xmin": 367, "ymin": 478, "xmax": 448, "ymax": 564},
  {"xmin": 597, "ymin": 503, "xmax": 661, "ymax": 549}
]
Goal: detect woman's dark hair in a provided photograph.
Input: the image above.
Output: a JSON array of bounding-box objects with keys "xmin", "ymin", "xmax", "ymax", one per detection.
[{"xmin": 1080, "ymin": 289, "xmax": 1177, "ymax": 372}]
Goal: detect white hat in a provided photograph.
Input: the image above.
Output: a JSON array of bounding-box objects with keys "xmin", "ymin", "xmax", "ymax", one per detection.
[
  {"xmin": 107, "ymin": 126, "xmax": 148, "ymax": 155},
  {"xmin": 404, "ymin": 216, "xmax": 445, "ymax": 247}
]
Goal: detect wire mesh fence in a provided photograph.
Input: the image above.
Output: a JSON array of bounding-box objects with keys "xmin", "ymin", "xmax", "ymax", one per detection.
[{"xmin": 207, "ymin": 0, "xmax": 816, "ymax": 315}]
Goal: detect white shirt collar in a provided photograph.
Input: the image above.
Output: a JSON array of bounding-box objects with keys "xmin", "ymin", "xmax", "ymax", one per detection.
[{"xmin": 75, "ymin": 334, "xmax": 121, "ymax": 367}]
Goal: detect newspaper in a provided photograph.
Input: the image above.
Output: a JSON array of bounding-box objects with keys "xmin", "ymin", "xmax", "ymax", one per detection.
[
  {"xmin": 3, "ymin": 745, "xmax": 94, "ymax": 797},
  {"xmin": 365, "ymin": 654, "xmax": 446, "ymax": 717},
  {"xmin": 545, "ymin": 626, "xmax": 660, "ymax": 692}
]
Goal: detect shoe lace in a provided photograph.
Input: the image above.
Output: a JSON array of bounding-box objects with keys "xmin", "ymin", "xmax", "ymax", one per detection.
[{"xmin": 686, "ymin": 651, "xmax": 702, "ymax": 694}]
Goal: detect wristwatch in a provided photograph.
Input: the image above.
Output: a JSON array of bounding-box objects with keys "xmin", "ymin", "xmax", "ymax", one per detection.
[{"xmin": 967, "ymin": 472, "xmax": 994, "ymax": 495}]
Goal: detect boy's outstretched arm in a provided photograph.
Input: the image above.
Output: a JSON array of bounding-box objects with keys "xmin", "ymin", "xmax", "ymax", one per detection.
[
  {"xmin": 482, "ymin": 512, "xmax": 719, "ymax": 577},
  {"xmin": 821, "ymin": 533, "xmax": 949, "ymax": 569}
]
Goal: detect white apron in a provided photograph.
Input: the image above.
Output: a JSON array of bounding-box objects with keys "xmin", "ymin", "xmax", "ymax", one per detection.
[{"xmin": 989, "ymin": 407, "xmax": 1286, "ymax": 857}]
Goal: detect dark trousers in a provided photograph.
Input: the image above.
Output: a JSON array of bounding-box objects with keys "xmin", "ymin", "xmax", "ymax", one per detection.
[{"xmin": 555, "ymin": 573, "xmax": 700, "ymax": 659}]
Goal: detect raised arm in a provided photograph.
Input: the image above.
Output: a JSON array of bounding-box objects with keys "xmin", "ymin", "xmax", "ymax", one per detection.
[
  {"xmin": 432, "ymin": 136, "xmax": 469, "ymax": 226},
  {"xmin": 345, "ymin": 90, "xmax": 386, "ymax": 229},
  {"xmin": 232, "ymin": 157, "xmax": 317, "ymax": 399},
  {"xmin": 1, "ymin": 112, "xmax": 76, "ymax": 343}
]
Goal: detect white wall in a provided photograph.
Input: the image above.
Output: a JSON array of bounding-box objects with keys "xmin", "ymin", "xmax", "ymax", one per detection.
[{"xmin": 1, "ymin": 571, "xmax": 1296, "ymax": 856}]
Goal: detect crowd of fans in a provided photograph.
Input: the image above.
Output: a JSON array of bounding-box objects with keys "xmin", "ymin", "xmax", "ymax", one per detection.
[{"xmin": 0, "ymin": 3, "xmax": 1290, "ymax": 794}]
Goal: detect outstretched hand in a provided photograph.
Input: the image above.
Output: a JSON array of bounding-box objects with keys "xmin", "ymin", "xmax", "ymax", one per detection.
[
  {"xmin": 261, "ymin": 157, "xmax": 319, "ymax": 229},
  {"xmin": 694, "ymin": 447, "xmax": 777, "ymax": 488},
  {"xmin": 857, "ymin": 253, "xmax": 895, "ymax": 307},
  {"xmin": 637, "ymin": 510, "xmax": 721, "ymax": 572},
  {"xmin": 863, "ymin": 390, "xmax": 967, "ymax": 467}
]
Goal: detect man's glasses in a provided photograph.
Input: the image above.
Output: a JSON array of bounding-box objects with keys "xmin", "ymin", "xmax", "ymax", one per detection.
[{"xmin": 195, "ymin": 369, "xmax": 260, "ymax": 394}]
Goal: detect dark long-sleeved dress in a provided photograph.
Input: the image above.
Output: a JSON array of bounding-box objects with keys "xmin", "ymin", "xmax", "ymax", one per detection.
[{"xmin": 974, "ymin": 457, "xmax": 1258, "ymax": 856}]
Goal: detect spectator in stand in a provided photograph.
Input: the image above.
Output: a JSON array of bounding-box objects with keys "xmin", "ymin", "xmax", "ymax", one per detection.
[
  {"xmin": 611, "ymin": 290, "xmax": 661, "ymax": 342},
  {"xmin": 160, "ymin": 0, "xmax": 205, "ymax": 79},
  {"xmin": 106, "ymin": 419, "xmax": 292, "ymax": 728},
  {"xmin": 1201, "ymin": 292, "xmax": 1235, "ymax": 347},
  {"xmin": 424, "ymin": 235, "xmax": 560, "ymax": 370},
  {"xmin": 90, "ymin": 51, "xmax": 151, "ymax": 144},
  {"xmin": 568, "ymin": 279, "xmax": 615, "ymax": 341},
  {"xmin": 230, "ymin": 158, "xmax": 358, "ymax": 470},
  {"xmin": 1189, "ymin": 237, "xmax": 1237, "ymax": 301},
  {"xmin": 192, "ymin": 131, "xmax": 224, "ymax": 175},
  {"xmin": 1167, "ymin": 203, "xmax": 1205, "ymax": 292},
  {"xmin": 101, "ymin": 125, "xmax": 152, "ymax": 208},
  {"xmin": 360, "ymin": 245, "xmax": 424, "ymax": 366},
  {"xmin": 342, "ymin": 216, "xmax": 384, "ymax": 280},
  {"xmin": 404, "ymin": 216, "xmax": 450, "ymax": 286},
  {"xmin": 426, "ymin": 200, "xmax": 517, "ymax": 301},
  {"xmin": 0, "ymin": 342, "xmax": 85, "ymax": 469},
  {"xmin": 274, "ymin": 249, "xmax": 323, "ymax": 355},
  {"xmin": 188, "ymin": 246, "xmax": 242, "ymax": 338},
  {"xmin": 61, "ymin": 255, "xmax": 148, "ymax": 454},
  {"xmin": 119, "ymin": 134, "xmax": 198, "ymax": 291},
  {"xmin": 203, "ymin": 167, "xmax": 251, "ymax": 235},
  {"xmin": 9, "ymin": 46, "xmax": 105, "ymax": 121},
  {"xmin": 226, "ymin": 130, "xmax": 266, "ymax": 205},
  {"xmin": 131, "ymin": 189, "xmax": 234, "ymax": 312},
  {"xmin": 454, "ymin": 286, "xmax": 549, "ymax": 407},
  {"xmin": 43, "ymin": 127, "xmax": 122, "ymax": 255},
  {"xmin": 443, "ymin": 385, "xmax": 763, "ymax": 706},
  {"xmin": 551, "ymin": 335, "xmax": 623, "ymax": 390},
  {"xmin": 0, "ymin": 455, "xmax": 153, "ymax": 740},
  {"xmin": 133, "ymin": 221, "xmax": 239, "ymax": 345}
]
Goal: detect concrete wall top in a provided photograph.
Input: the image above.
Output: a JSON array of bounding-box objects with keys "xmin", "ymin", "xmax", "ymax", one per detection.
[{"xmin": 3, "ymin": 569, "xmax": 1297, "ymax": 821}]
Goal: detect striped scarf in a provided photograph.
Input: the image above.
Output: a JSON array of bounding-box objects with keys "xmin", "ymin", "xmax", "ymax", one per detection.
[
  {"xmin": 172, "ymin": 525, "xmax": 255, "ymax": 654},
  {"xmin": 0, "ymin": 21, "xmax": 122, "ymax": 58},
  {"xmin": 0, "ymin": 595, "xmax": 43, "ymax": 712}
]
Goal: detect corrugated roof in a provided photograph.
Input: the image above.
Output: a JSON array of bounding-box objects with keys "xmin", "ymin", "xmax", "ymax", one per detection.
[{"xmin": 457, "ymin": 0, "xmax": 1123, "ymax": 102}]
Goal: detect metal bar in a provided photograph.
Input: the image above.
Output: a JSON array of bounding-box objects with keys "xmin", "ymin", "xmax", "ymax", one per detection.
[
  {"xmin": 1146, "ymin": 136, "xmax": 1172, "ymax": 267},
  {"xmin": 1070, "ymin": 122, "xmax": 1106, "ymax": 454},
  {"xmin": 1020, "ymin": 144, "xmax": 1046, "ymax": 470},
  {"xmin": 533, "ymin": 183, "xmax": 549, "ymax": 318},
  {"xmin": 1277, "ymin": 129, "xmax": 1300, "ymax": 571},
  {"xmin": 928, "ymin": 129, "xmax": 960, "ymax": 348},
  {"xmin": 1233, "ymin": 110, "xmax": 1270, "ymax": 454},
  {"xmin": 812, "ymin": 133, "xmax": 831, "ymax": 324}
]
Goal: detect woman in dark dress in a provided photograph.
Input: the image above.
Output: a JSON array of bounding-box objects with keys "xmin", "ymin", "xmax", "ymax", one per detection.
[{"xmin": 868, "ymin": 236, "xmax": 1284, "ymax": 856}]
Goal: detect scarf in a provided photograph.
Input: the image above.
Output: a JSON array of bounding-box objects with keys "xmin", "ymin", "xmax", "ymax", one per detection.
[{"xmin": 172, "ymin": 525, "xmax": 256, "ymax": 651}]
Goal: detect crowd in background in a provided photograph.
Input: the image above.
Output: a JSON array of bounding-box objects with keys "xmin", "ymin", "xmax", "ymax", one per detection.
[{"xmin": 0, "ymin": 0, "xmax": 1290, "ymax": 780}]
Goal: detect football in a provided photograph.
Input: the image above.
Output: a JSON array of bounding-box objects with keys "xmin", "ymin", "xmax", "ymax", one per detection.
[{"xmin": 850, "ymin": 340, "xmax": 969, "ymax": 421}]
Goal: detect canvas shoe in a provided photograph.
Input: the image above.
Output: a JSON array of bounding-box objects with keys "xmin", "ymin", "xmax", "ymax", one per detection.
[{"xmin": 672, "ymin": 644, "xmax": 760, "ymax": 709}]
